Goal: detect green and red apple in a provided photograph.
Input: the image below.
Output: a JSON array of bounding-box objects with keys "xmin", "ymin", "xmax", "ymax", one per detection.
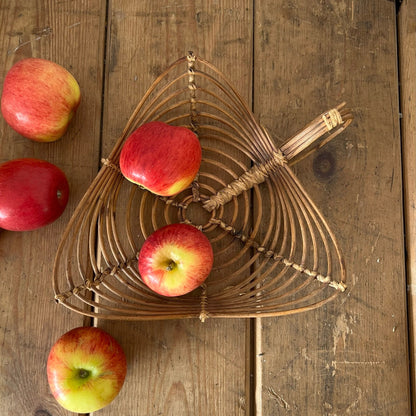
[
  {"xmin": 138, "ymin": 223, "xmax": 214, "ymax": 296},
  {"xmin": 47, "ymin": 326, "xmax": 127, "ymax": 414},
  {"xmin": 119, "ymin": 121, "xmax": 202, "ymax": 196},
  {"xmin": 1, "ymin": 58, "xmax": 81, "ymax": 142},
  {"xmin": 0, "ymin": 158, "xmax": 69, "ymax": 231}
]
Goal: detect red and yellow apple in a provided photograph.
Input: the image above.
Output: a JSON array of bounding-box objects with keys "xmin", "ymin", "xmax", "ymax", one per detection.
[
  {"xmin": 1, "ymin": 58, "xmax": 81, "ymax": 142},
  {"xmin": 47, "ymin": 326, "xmax": 127, "ymax": 414},
  {"xmin": 138, "ymin": 223, "xmax": 214, "ymax": 296},
  {"xmin": 119, "ymin": 121, "xmax": 202, "ymax": 196},
  {"xmin": 0, "ymin": 158, "xmax": 69, "ymax": 231}
]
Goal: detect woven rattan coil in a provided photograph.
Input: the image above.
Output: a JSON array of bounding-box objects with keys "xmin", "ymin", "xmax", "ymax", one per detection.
[{"xmin": 52, "ymin": 52, "xmax": 353, "ymax": 321}]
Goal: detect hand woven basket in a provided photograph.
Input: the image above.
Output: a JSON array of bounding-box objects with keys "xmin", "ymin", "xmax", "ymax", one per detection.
[{"xmin": 53, "ymin": 52, "xmax": 353, "ymax": 321}]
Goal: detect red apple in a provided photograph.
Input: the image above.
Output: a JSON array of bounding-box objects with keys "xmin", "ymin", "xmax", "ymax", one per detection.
[
  {"xmin": 138, "ymin": 223, "xmax": 214, "ymax": 296},
  {"xmin": 119, "ymin": 121, "xmax": 202, "ymax": 196},
  {"xmin": 0, "ymin": 158, "xmax": 69, "ymax": 231},
  {"xmin": 1, "ymin": 58, "xmax": 81, "ymax": 142},
  {"xmin": 47, "ymin": 326, "xmax": 127, "ymax": 414}
]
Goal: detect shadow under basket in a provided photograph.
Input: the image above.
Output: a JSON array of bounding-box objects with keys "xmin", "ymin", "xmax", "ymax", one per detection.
[{"xmin": 53, "ymin": 52, "xmax": 353, "ymax": 321}]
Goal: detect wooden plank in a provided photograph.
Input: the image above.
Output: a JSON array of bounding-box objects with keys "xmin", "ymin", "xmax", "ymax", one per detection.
[
  {"xmin": 399, "ymin": 0, "xmax": 416, "ymax": 413},
  {"xmin": 97, "ymin": 1, "xmax": 253, "ymax": 415},
  {"xmin": 0, "ymin": 1, "xmax": 106, "ymax": 414},
  {"xmin": 254, "ymin": 1, "xmax": 411, "ymax": 414}
]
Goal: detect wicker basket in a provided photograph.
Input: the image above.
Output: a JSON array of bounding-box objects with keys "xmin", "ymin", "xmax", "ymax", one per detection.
[{"xmin": 53, "ymin": 52, "xmax": 353, "ymax": 321}]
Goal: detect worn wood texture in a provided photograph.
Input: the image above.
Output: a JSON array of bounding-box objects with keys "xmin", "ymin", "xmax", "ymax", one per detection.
[
  {"xmin": 0, "ymin": 1, "xmax": 413, "ymax": 416},
  {"xmin": 97, "ymin": 1, "xmax": 253, "ymax": 415},
  {"xmin": 0, "ymin": 1, "xmax": 107, "ymax": 415},
  {"xmin": 399, "ymin": 0, "xmax": 416, "ymax": 413},
  {"xmin": 254, "ymin": 1, "xmax": 411, "ymax": 414}
]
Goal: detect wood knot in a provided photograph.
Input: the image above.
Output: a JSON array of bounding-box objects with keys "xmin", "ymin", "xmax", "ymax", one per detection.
[{"xmin": 313, "ymin": 151, "xmax": 336, "ymax": 180}]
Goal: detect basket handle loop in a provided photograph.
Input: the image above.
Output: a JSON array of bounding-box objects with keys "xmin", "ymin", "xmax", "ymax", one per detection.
[{"xmin": 202, "ymin": 103, "xmax": 352, "ymax": 212}]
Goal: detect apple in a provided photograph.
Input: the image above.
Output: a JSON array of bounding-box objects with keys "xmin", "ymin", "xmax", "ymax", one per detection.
[
  {"xmin": 47, "ymin": 326, "xmax": 127, "ymax": 414},
  {"xmin": 1, "ymin": 58, "xmax": 81, "ymax": 142},
  {"xmin": 138, "ymin": 223, "xmax": 214, "ymax": 296},
  {"xmin": 119, "ymin": 121, "xmax": 202, "ymax": 196},
  {"xmin": 0, "ymin": 158, "xmax": 69, "ymax": 231}
]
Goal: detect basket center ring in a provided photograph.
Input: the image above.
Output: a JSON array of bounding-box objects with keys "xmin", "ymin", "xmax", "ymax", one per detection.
[{"xmin": 179, "ymin": 194, "xmax": 217, "ymax": 231}]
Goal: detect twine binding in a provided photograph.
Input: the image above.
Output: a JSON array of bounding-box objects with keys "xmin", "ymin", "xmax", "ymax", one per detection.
[
  {"xmin": 199, "ymin": 284, "xmax": 208, "ymax": 322},
  {"xmin": 55, "ymin": 259, "xmax": 136, "ymax": 303},
  {"xmin": 209, "ymin": 218, "xmax": 346, "ymax": 292},
  {"xmin": 322, "ymin": 108, "xmax": 343, "ymax": 130},
  {"xmin": 203, "ymin": 150, "xmax": 286, "ymax": 212},
  {"xmin": 203, "ymin": 103, "xmax": 352, "ymax": 212},
  {"xmin": 101, "ymin": 158, "xmax": 121, "ymax": 173},
  {"xmin": 187, "ymin": 52, "xmax": 198, "ymax": 132}
]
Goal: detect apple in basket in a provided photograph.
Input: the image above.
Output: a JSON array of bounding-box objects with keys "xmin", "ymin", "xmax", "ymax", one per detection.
[
  {"xmin": 119, "ymin": 121, "xmax": 202, "ymax": 196},
  {"xmin": 138, "ymin": 223, "xmax": 214, "ymax": 296},
  {"xmin": 1, "ymin": 58, "xmax": 81, "ymax": 142},
  {"xmin": 0, "ymin": 158, "xmax": 69, "ymax": 231},
  {"xmin": 47, "ymin": 326, "xmax": 127, "ymax": 414}
]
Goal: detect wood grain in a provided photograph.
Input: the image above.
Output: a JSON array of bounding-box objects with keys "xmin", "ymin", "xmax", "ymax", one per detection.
[
  {"xmin": 97, "ymin": 1, "xmax": 253, "ymax": 415},
  {"xmin": 0, "ymin": 1, "xmax": 106, "ymax": 414},
  {"xmin": 254, "ymin": 1, "xmax": 411, "ymax": 414},
  {"xmin": 0, "ymin": 2, "xmax": 413, "ymax": 415},
  {"xmin": 399, "ymin": 0, "xmax": 416, "ymax": 413}
]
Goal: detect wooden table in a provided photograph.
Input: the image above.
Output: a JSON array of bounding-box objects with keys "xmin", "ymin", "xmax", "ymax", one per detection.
[{"xmin": 1, "ymin": 1, "xmax": 414, "ymax": 414}]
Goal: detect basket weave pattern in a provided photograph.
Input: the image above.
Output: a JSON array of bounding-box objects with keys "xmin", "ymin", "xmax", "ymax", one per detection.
[{"xmin": 53, "ymin": 53, "xmax": 352, "ymax": 321}]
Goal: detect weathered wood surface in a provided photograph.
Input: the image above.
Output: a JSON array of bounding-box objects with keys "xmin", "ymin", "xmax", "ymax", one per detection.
[
  {"xmin": 0, "ymin": 1, "xmax": 106, "ymax": 415},
  {"xmin": 255, "ymin": 1, "xmax": 410, "ymax": 414},
  {"xmin": 399, "ymin": 0, "xmax": 416, "ymax": 413},
  {"xmin": 0, "ymin": 1, "xmax": 411, "ymax": 415}
]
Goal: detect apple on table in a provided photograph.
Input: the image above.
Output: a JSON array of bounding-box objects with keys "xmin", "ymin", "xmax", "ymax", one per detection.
[
  {"xmin": 120, "ymin": 121, "xmax": 202, "ymax": 197},
  {"xmin": 47, "ymin": 326, "xmax": 127, "ymax": 414},
  {"xmin": 1, "ymin": 57, "xmax": 81, "ymax": 142},
  {"xmin": 138, "ymin": 223, "xmax": 214, "ymax": 297},
  {"xmin": 0, "ymin": 158, "xmax": 69, "ymax": 231}
]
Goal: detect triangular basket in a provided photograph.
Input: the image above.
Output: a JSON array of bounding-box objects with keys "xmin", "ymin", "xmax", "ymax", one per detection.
[{"xmin": 53, "ymin": 52, "xmax": 353, "ymax": 321}]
